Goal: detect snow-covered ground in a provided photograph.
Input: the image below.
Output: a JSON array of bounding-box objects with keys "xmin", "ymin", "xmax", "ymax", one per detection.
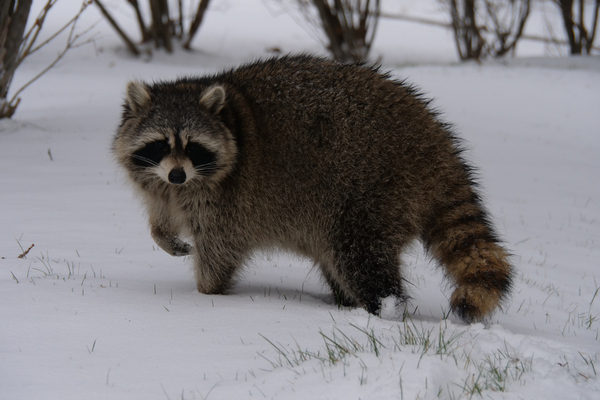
[{"xmin": 1, "ymin": 1, "xmax": 599, "ymax": 399}]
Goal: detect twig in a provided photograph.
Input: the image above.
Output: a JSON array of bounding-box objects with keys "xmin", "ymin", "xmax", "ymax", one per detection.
[
  {"xmin": 378, "ymin": 11, "xmax": 451, "ymax": 28},
  {"xmin": 17, "ymin": 0, "xmax": 57, "ymax": 64},
  {"xmin": 26, "ymin": 3, "xmax": 90, "ymax": 57},
  {"xmin": 184, "ymin": 0, "xmax": 211, "ymax": 49},
  {"xmin": 94, "ymin": 0, "xmax": 140, "ymax": 55},
  {"xmin": 17, "ymin": 244, "xmax": 34, "ymax": 259},
  {"xmin": 127, "ymin": 0, "xmax": 149, "ymax": 42},
  {"xmin": 378, "ymin": 10, "xmax": 600, "ymax": 51},
  {"xmin": 7, "ymin": 1, "xmax": 96, "ymax": 109}
]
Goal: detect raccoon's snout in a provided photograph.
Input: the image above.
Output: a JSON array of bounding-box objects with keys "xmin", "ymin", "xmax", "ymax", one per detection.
[{"xmin": 168, "ymin": 168, "xmax": 187, "ymax": 184}]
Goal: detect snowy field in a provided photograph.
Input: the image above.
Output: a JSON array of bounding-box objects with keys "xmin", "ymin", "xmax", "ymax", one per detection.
[{"xmin": 1, "ymin": 1, "xmax": 599, "ymax": 399}]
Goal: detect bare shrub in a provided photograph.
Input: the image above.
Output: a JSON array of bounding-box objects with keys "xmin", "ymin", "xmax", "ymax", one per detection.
[
  {"xmin": 0, "ymin": 0, "xmax": 93, "ymax": 119},
  {"xmin": 280, "ymin": 0, "xmax": 381, "ymax": 62},
  {"xmin": 442, "ymin": 0, "xmax": 531, "ymax": 61},
  {"xmin": 95, "ymin": 0, "xmax": 213, "ymax": 54},
  {"xmin": 554, "ymin": 0, "xmax": 599, "ymax": 54}
]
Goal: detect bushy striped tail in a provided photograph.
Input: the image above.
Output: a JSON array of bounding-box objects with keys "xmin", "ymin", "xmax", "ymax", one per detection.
[{"xmin": 423, "ymin": 190, "xmax": 513, "ymax": 323}]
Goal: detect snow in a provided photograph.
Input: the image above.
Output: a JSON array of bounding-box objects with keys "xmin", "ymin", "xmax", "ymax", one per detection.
[
  {"xmin": 1, "ymin": 0, "xmax": 599, "ymax": 399},
  {"xmin": 380, "ymin": 295, "xmax": 404, "ymax": 320}
]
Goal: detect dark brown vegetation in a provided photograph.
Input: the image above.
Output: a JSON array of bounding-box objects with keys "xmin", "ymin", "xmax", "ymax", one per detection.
[
  {"xmin": 291, "ymin": 0, "xmax": 380, "ymax": 62},
  {"xmin": 444, "ymin": 0, "xmax": 531, "ymax": 60},
  {"xmin": 1, "ymin": 0, "xmax": 91, "ymax": 119},
  {"xmin": 95, "ymin": 0, "xmax": 212, "ymax": 54},
  {"xmin": 554, "ymin": 0, "xmax": 599, "ymax": 54}
]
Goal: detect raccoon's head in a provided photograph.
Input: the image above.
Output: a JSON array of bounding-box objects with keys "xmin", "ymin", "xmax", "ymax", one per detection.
[{"xmin": 113, "ymin": 80, "xmax": 237, "ymax": 190}]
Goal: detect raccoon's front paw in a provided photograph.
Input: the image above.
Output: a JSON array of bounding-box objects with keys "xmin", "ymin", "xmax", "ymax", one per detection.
[
  {"xmin": 171, "ymin": 240, "xmax": 192, "ymax": 257},
  {"xmin": 152, "ymin": 232, "xmax": 192, "ymax": 257}
]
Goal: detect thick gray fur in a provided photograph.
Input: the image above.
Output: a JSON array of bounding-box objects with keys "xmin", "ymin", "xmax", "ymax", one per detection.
[{"xmin": 113, "ymin": 55, "xmax": 513, "ymax": 322}]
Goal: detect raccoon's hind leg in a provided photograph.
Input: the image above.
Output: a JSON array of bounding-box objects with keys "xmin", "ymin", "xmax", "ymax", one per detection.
[
  {"xmin": 320, "ymin": 266, "xmax": 358, "ymax": 308},
  {"xmin": 332, "ymin": 246, "xmax": 407, "ymax": 316},
  {"xmin": 330, "ymin": 213, "xmax": 408, "ymax": 316},
  {"xmin": 422, "ymin": 192, "xmax": 513, "ymax": 323}
]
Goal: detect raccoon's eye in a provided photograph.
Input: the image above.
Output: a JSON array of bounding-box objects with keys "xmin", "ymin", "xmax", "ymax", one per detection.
[
  {"xmin": 185, "ymin": 142, "xmax": 216, "ymax": 173},
  {"xmin": 154, "ymin": 141, "xmax": 168, "ymax": 151},
  {"xmin": 186, "ymin": 142, "xmax": 200, "ymax": 153},
  {"xmin": 131, "ymin": 140, "xmax": 170, "ymax": 168}
]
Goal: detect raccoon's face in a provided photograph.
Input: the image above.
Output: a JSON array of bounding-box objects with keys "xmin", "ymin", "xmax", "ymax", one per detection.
[{"xmin": 113, "ymin": 81, "xmax": 237, "ymax": 189}]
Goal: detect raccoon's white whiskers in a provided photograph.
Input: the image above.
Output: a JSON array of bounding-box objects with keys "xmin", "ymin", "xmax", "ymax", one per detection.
[
  {"xmin": 138, "ymin": 171, "xmax": 166, "ymax": 186},
  {"xmin": 132, "ymin": 155, "xmax": 160, "ymax": 167},
  {"xmin": 194, "ymin": 162, "xmax": 219, "ymax": 174},
  {"xmin": 194, "ymin": 161, "xmax": 218, "ymax": 169}
]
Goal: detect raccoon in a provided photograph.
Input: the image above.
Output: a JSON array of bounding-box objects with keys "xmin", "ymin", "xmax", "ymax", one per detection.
[{"xmin": 112, "ymin": 54, "xmax": 513, "ymax": 323}]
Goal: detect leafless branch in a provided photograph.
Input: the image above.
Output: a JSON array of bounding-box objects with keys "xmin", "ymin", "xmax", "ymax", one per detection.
[
  {"xmin": 381, "ymin": 5, "xmax": 599, "ymax": 55},
  {"xmin": 441, "ymin": 0, "xmax": 530, "ymax": 61},
  {"xmin": 1, "ymin": 0, "xmax": 94, "ymax": 118},
  {"xmin": 126, "ymin": 0, "xmax": 149, "ymax": 42},
  {"xmin": 278, "ymin": 0, "xmax": 380, "ymax": 62},
  {"xmin": 184, "ymin": 0, "xmax": 211, "ymax": 50},
  {"xmin": 94, "ymin": 0, "xmax": 140, "ymax": 55}
]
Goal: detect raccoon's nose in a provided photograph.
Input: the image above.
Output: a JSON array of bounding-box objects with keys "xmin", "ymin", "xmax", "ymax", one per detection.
[{"xmin": 168, "ymin": 168, "xmax": 186, "ymax": 184}]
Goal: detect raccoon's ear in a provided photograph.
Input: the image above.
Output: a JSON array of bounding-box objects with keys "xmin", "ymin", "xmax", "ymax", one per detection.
[
  {"xmin": 126, "ymin": 81, "xmax": 151, "ymax": 114},
  {"xmin": 200, "ymin": 86, "xmax": 226, "ymax": 115}
]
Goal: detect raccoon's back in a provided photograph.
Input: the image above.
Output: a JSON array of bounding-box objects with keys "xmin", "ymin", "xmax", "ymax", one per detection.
[{"xmin": 222, "ymin": 56, "xmax": 462, "ymax": 204}]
